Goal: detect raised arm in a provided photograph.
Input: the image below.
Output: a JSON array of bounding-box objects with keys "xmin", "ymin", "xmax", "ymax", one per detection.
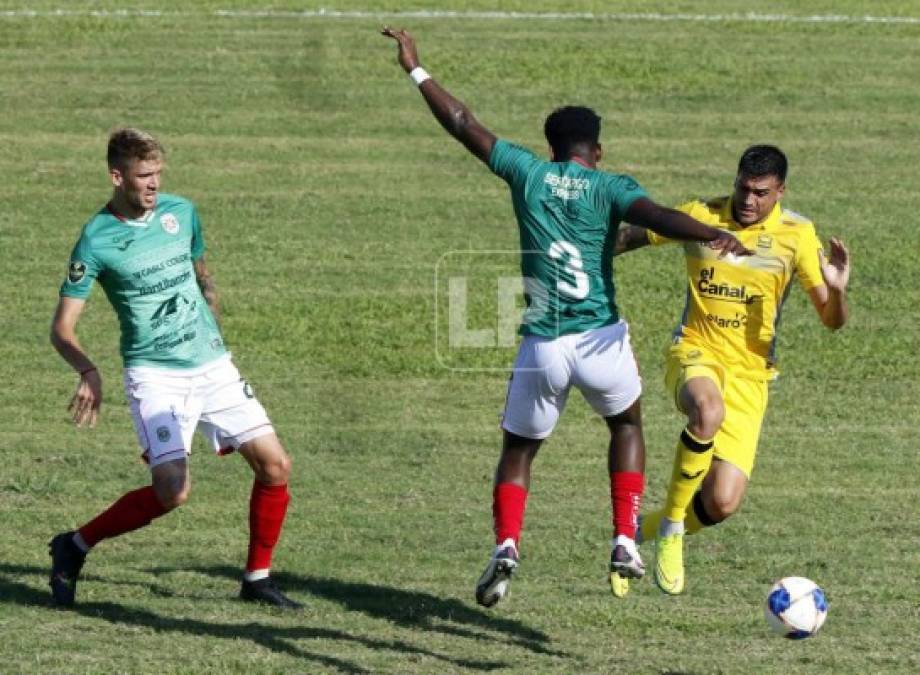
[
  {"xmin": 624, "ymin": 197, "xmax": 752, "ymax": 257},
  {"xmin": 808, "ymin": 237, "xmax": 850, "ymax": 330},
  {"xmin": 382, "ymin": 27, "xmax": 496, "ymax": 165},
  {"xmin": 50, "ymin": 296, "xmax": 102, "ymax": 427}
]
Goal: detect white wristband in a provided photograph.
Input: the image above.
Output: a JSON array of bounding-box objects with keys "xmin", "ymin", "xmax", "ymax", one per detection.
[{"xmin": 409, "ymin": 67, "xmax": 431, "ymax": 86}]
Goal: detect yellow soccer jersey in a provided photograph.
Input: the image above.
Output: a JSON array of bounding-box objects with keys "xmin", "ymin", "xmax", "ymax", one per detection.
[{"xmin": 648, "ymin": 197, "xmax": 825, "ymax": 379}]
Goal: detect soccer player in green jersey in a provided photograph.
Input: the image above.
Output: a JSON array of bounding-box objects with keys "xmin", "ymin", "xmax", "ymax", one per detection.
[
  {"xmin": 48, "ymin": 128, "xmax": 301, "ymax": 609},
  {"xmin": 383, "ymin": 28, "xmax": 750, "ymax": 603}
]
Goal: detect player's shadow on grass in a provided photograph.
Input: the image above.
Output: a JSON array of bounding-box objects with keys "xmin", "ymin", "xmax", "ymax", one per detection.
[
  {"xmin": 0, "ymin": 563, "xmax": 565, "ymax": 673},
  {"xmin": 307, "ymin": 576, "xmax": 562, "ymax": 657},
  {"xmin": 0, "ymin": 564, "xmax": 511, "ymax": 673},
  {"xmin": 186, "ymin": 564, "xmax": 566, "ymax": 658}
]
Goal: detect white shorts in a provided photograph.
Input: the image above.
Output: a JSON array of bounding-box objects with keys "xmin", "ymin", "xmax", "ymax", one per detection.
[
  {"xmin": 124, "ymin": 354, "xmax": 274, "ymax": 468},
  {"xmin": 501, "ymin": 320, "xmax": 642, "ymax": 440}
]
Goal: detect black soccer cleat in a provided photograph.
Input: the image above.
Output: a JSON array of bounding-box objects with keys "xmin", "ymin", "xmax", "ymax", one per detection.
[
  {"xmin": 49, "ymin": 531, "xmax": 86, "ymax": 608},
  {"xmin": 610, "ymin": 541, "xmax": 645, "ymax": 580},
  {"xmin": 240, "ymin": 577, "xmax": 303, "ymax": 610},
  {"xmin": 475, "ymin": 539, "xmax": 519, "ymax": 608}
]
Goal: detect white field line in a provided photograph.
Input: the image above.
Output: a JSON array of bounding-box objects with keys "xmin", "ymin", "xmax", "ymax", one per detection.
[{"xmin": 1, "ymin": 8, "xmax": 919, "ymax": 25}]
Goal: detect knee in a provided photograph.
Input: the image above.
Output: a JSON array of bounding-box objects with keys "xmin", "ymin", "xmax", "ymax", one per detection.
[
  {"xmin": 705, "ymin": 489, "xmax": 742, "ymax": 522},
  {"xmin": 258, "ymin": 451, "xmax": 291, "ymax": 485},
  {"xmin": 154, "ymin": 483, "xmax": 191, "ymax": 511},
  {"xmin": 687, "ymin": 397, "xmax": 724, "ymax": 440}
]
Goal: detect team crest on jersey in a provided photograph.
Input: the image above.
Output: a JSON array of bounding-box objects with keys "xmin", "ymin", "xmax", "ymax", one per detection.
[
  {"xmin": 757, "ymin": 235, "xmax": 773, "ymax": 251},
  {"xmin": 68, "ymin": 261, "xmax": 86, "ymax": 283},
  {"xmin": 160, "ymin": 213, "xmax": 180, "ymax": 235}
]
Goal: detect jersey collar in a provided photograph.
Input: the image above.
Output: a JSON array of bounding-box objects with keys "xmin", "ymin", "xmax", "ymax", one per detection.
[{"xmin": 107, "ymin": 202, "xmax": 154, "ymax": 227}]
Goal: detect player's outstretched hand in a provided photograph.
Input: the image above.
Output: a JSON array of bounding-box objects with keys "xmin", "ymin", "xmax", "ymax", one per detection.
[
  {"xmin": 709, "ymin": 231, "xmax": 753, "ymax": 257},
  {"xmin": 68, "ymin": 368, "xmax": 102, "ymax": 427},
  {"xmin": 382, "ymin": 26, "xmax": 420, "ymax": 73},
  {"xmin": 820, "ymin": 237, "xmax": 850, "ymax": 291}
]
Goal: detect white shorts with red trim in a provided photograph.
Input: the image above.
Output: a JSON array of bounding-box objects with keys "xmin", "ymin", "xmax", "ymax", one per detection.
[
  {"xmin": 124, "ymin": 354, "xmax": 274, "ymax": 468},
  {"xmin": 501, "ymin": 320, "xmax": 642, "ymax": 440}
]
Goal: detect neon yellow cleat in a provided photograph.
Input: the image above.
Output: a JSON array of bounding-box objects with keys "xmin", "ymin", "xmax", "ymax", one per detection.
[
  {"xmin": 608, "ymin": 538, "xmax": 644, "ymax": 599},
  {"xmin": 654, "ymin": 533, "xmax": 685, "ymax": 595},
  {"xmin": 609, "ymin": 570, "xmax": 629, "ymax": 598}
]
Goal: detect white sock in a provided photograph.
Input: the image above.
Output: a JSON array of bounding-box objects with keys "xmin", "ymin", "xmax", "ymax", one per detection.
[
  {"xmin": 613, "ymin": 534, "xmax": 638, "ymax": 557},
  {"xmin": 72, "ymin": 532, "xmax": 90, "ymax": 554},
  {"xmin": 659, "ymin": 517, "xmax": 685, "ymax": 537},
  {"xmin": 494, "ymin": 538, "xmax": 517, "ymax": 556},
  {"xmin": 244, "ymin": 568, "xmax": 270, "ymax": 582}
]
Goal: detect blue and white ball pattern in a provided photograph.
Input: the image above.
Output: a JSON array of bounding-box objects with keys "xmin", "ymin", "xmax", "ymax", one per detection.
[{"xmin": 765, "ymin": 576, "xmax": 828, "ymax": 639}]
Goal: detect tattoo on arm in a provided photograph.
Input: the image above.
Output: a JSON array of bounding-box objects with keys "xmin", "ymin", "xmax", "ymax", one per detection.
[
  {"xmin": 194, "ymin": 258, "xmax": 220, "ymax": 323},
  {"xmin": 614, "ymin": 225, "xmax": 650, "ymax": 256}
]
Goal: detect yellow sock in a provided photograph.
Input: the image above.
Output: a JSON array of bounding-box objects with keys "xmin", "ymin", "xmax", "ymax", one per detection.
[
  {"xmin": 663, "ymin": 428, "xmax": 714, "ymax": 523},
  {"xmin": 643, "ymin": 492, "xmax": 710, "ymax": 540},
  {"xmin": 640, "ymin": 509, "xmax": 663, "ymax": 542}
]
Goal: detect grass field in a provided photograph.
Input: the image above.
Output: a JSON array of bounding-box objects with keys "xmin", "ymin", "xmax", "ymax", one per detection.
[{"xmin": 1, "ymin": 1, "xmax": 919, "ymax": 672}]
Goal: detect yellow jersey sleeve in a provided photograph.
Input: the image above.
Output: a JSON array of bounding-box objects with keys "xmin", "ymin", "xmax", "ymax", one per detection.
[
  {"xmin": 794, "ymin": 223, "xmax": 825, "ymax": 291},
  {"xmin": 646, "ymin": 200, "xmax": 701, "ymax": 246}
]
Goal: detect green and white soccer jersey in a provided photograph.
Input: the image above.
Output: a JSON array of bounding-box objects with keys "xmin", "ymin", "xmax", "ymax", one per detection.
[
  {"xmin": 489, "ymin": 139, "xmax": 648, "ymax": 337},
  {"xmin": 60, "ymin": 193, "xmax": 226, "ymax": 369}
]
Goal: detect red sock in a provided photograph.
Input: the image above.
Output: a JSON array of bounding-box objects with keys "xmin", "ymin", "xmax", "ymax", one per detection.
[
  {"xmin": 247, "ymin": 481, "xmax": 290, "ymax": 573},
  {"xmin": 493, "ymin": 482, "xmax": 528, "ymax": 546},
  {"xmin": 611, "ymin": 471, "xmax": 644, "ymax": 539},
  {"xmin": 77, "ymin": 486, "xmax": 168, "ymax": 548}
]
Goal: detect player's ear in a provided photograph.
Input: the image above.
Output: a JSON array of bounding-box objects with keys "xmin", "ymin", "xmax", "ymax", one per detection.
[
  {"xmin": 776, "ymin": 182, "xmax": 786, "ymax": 200},
  {"xmin": 548, "ymin": 145, "xmax": 556, "ymax": 161},
  {"xmin": 595, "ymin": 143, "xmax": 603, "ymax": 163},
  {"xmin": 110, "ymin": 167, "xmax": 123, "ymax": 188}
]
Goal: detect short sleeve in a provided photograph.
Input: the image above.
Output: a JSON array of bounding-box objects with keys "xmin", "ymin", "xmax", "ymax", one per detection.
[
  {"xmin": 59, "ymin": 230, "xmax": 102, "ymax": 299},
  {"xmin": 606, "ymin": 174, "xmax": 648, "ymax": 225},
  {"xmin": 489, "ymin": 139, "xmax": 539, "ymax": 187},
  {"xmin": 190, "ymin": 206, "xmax": 206, "ymax": 260},
  {"xmin": 795, "ymin": 225, "xmax": 825, "ymax": 291}
]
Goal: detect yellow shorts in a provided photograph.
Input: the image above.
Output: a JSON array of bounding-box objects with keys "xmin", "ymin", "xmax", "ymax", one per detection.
[{"xmin": 664, "ymin": 343, "xmax": 768, "ymax": 478}]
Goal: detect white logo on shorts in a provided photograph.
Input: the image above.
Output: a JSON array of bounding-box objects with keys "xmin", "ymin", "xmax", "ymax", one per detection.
[{"xmin": 160, "ymin": 213, "xmax": 180, "ymax": 234}]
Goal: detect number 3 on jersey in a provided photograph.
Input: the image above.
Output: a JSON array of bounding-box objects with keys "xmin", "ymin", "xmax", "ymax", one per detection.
[{"xmin": 548, "ymin": 240, "xmax": 589, "ymax": 300}]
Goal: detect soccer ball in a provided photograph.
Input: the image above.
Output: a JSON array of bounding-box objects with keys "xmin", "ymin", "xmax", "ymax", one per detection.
[{"xmin": 764, "ymin": 576, "xmax": 828, "ymax": 639}]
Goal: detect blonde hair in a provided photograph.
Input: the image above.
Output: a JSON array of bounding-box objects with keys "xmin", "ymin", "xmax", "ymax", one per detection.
[{"xmin": 107, "ymin": 127, "xmax": 165, "ymax": 169}]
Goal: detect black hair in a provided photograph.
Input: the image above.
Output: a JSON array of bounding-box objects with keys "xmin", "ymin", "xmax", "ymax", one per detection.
[
  {"xmin": 544, "ymin": 106, "xmax": 601, "ymax": 159},
  {"xmin": 737, "ymin": 145, "xmax": 787, "ymax": 182}
]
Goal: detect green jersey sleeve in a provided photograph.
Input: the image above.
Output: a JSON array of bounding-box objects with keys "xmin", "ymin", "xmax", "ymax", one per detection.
[
  {"xmin": 489, "ymin": 139, "xmax": 540, "ymax": 188},
  {"xmin": 190, "ymin": 206, "xmax": 206, "ymax": 260},
  {"xmin": 59, "ymin": 228, "xmax": 103, "ymax": 299},
  {"xmin": 604, "ymin": 174, "xmax": 648, "ymax": 226}
]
